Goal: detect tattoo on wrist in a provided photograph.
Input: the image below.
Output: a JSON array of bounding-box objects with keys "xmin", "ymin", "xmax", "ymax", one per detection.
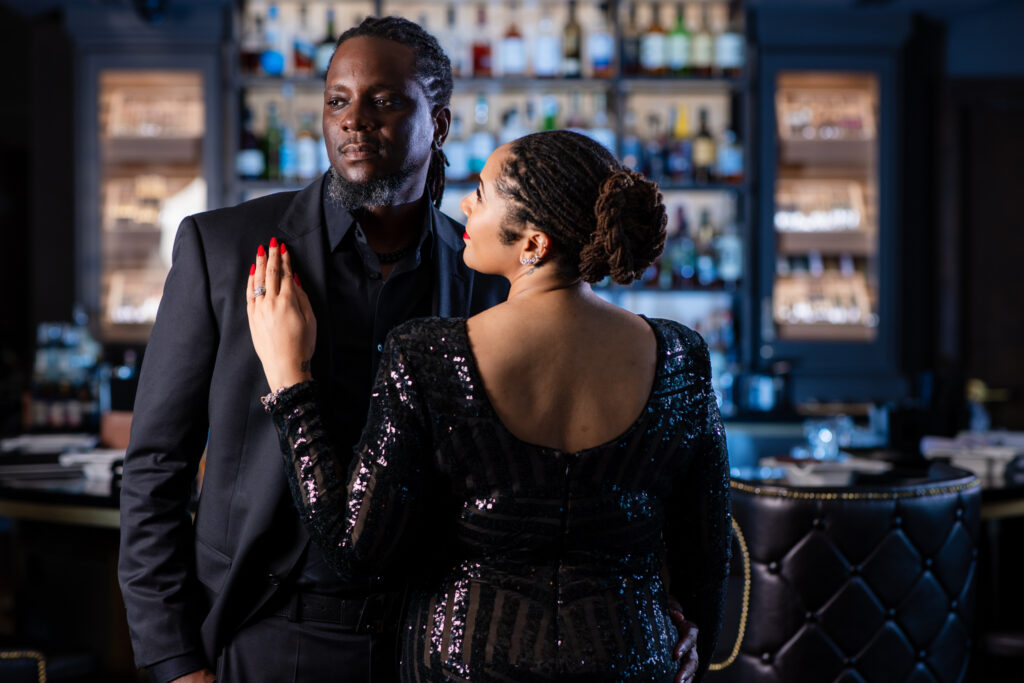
[{"xmin": 301, "ymin": 360, "xmax": 311, "ymax": 373}]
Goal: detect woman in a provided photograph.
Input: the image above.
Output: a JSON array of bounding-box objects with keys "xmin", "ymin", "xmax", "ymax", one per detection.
[{"xmin": 247, "ymin": 130, "xmax": 731, "ymax": 682}]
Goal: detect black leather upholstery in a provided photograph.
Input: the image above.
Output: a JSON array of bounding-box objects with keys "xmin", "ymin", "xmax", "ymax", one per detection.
[{"xmin": 708, "ymin": 465, "xmax": 980, "ymax": 683}]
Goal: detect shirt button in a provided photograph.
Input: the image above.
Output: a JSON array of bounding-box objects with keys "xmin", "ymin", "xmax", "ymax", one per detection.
[{"xmin": 376, "ymin": 344, "xmax": 383, "ymax": 352}]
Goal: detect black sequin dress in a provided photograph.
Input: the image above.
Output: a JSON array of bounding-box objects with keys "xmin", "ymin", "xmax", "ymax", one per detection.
[{"xmin": 271, "ymin": 316, "xmax": 731, "ymax": 682}]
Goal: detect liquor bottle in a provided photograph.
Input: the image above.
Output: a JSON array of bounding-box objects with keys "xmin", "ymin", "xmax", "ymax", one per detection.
[
  {"xmin": 643, "ymin": 113, "xmax": 666, "ymax": 182},
  {"xmin": 587, "ymin": 2, "xmax": 615, "ymax": 79},
  {"xmin": 640, "ymin": 2, "xmax": 667, "ymax": 76},
  {"xmin": 280, "ymin": 123, "xmax": 298, "ymax": 182},
  {"xmin": 534, "ymin": 7, "xmax": 561, "ymax": 77},
  {"xmin": 439, "ymin": 4, "xmax": 466, "ymax": 78},
  {"xmin": 620, "ymin": 110, "xmax": 643, "ymax": 171},
  {"xmin": 445, "ymin": 115, "xmax": 471, "ymax": 182},
  {"xmin": 666, "ymin": 3, "xmax": 691, "ymax": 76},
  {"xmin": 293, "ymin": 4, "xmax": 315, "ymax": 76},
  {"xmin": 562, "ymin": 0, "xmax": 583, "ymax": 79},
  {"xmin": 315, "ymin": 8, "xmax": 337, "ymax": 77},
  {"xmin": 263, "ymin": 101, "xmax": 283, "ymax": 180},
  {"xmin": 500, "ymin": 1, "xmax": 526, "ymax": 76},
  {"xmin": 690, "ymin": 2, "xmax": 714, "ymax": 78},
  {"xmin": 499, "ymin": 106, "xmax": 529, "ymax": 144},
  {"xmin": 658, "ymin": 236, "xmax": 676, "ymax": 289},
  {"xmin": 695, "ymin": 208, "xmax": 718, "ymax": 286},
  {"xmin": 715, "ymin": 215, "xmax": 743, "ymax": 284},
  {"xmin": 587, "ymin": 92, "xmax": 616, "ymax": 153},
  {"xmin": 471, "ymin": 5, "xmax": 493, "ymax": 78},
  {"xmin": 713, "ymin": 3, "xmax": 745, "ymax": 78},
  {"xmin": 675, "ymin": 205, "xmax": 697, "ymax": 286},
  {"xmin": 566, "ymin": 92, "xmax": 587, "ymax": 135},
  {"xmin": 260, "ymin": 3, "xmax": 285, "ymax": 76},
  {"xmin": 469, "ymin": 95, "xmax": 496, "ymax": 177},
  {"xmin": 538, "ymin": 96, "xmax": 559, "ymax": 130},
  {"xmin": 665, "ymin": 106, "xmax": 693, "ymax": 183},
  {"xmin": 236, "ymin": 106, "xmax": 266, "ymax": 180},
  {"xmin": 295, "ymin": 113, "xmax": 319, "ymax": 181},
  {"xmin": 692, "ymin": 107, "xmax": 716, "ymax": 183},
  {"xmin": 716, "ymin": 128, "xmax": 744, "ymax": 183},
  {"xmin": 317, "ymin": 126, "xmax": 331, "ymax": 175},
  {"xmin": 239, "ymin": 12, "xmax": 264, "ymax": 74},
  {"xmin": 620, "ymin": 2, "xmax": 642, "ymax": 77}
]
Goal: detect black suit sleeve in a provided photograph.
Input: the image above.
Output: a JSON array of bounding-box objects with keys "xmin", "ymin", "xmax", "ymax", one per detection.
[
  {"xmin": 118, "ymin": 216, "xmax": 217, "ymax": 672},
  {"xmin": 664, "ymin": 339, "xmax": 732, "ymax": 682}
]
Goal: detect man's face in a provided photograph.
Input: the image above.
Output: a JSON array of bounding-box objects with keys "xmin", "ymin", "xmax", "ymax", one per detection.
[{"xmin": 322, "ymin": 36, "xmax": 440, "ymax": 203}]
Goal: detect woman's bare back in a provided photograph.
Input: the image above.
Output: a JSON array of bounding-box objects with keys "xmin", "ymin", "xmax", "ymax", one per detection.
[{"xmin": 466, "ymin": 290, "xmax": 658, "ymax": 453}]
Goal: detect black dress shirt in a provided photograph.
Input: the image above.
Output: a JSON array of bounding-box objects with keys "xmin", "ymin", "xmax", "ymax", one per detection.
[{"xmin": 294, "ymin": 186, "xmax": 435, "ymax": 595}]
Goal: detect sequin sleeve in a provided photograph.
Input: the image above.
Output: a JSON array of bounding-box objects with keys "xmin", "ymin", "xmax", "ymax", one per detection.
[
  {"xmin": 270, "ymin": 331, "xmax": 431, "ymax": 579},
  {"xmin": 663, "ymin": 333, "xmax": 732, "ymax": 681}
]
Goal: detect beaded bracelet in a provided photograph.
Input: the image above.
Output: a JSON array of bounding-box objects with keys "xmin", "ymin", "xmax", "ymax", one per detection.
[{"xmin": 260, "ymin": 386, "xmax": 289, "ymax": 413}]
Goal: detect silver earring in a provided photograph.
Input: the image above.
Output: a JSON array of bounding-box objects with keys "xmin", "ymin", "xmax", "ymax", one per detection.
[{"xmin": 520, "ymin": 255, "xmax": 539, "ymax": 266}]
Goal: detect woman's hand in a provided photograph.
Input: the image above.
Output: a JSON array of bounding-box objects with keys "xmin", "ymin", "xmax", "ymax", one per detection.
[{"xmin": 246, "ymin": 237, "xmax": 316, "ymax": 391}]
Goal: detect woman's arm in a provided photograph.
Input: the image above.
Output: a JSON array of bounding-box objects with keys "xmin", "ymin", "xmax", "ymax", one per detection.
[
  {"xmin": 270, "ymin": 336, "xmax": 431, "ymax": 577},
  {"xmin": 247, "ymin": 241, "xmax": 432, "ymax": 578},
  {"xmin": 664, "ymin": 339, "xmax": 732, "ymax": 681}
]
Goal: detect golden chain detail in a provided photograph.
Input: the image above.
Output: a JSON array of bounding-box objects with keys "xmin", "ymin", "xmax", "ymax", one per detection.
[
  {"xmin": 707, "ymin": 517, "xmax": 750, "ymax": 672},
  {"xmin": 729, "ymin": 478, "xmax": 980, "ymax": 501},
  {"xmin": 0, "ymin": 650, "xmax": 46, "ymax": 683}
]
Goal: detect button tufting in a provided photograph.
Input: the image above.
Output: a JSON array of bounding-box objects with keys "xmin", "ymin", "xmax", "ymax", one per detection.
[
  {"xmin": 761, "ymin": 652, "xmax": 773, "ymax": 665},
  {"xmin": 887, "ymin": 608, "xmax": 896, "ymax": 619},
  {"xmin": 891, "ymin": 516, "xmax": 902, "ymax": 528},
  {"xmin": 950, "ymin": 600, "xmax": 958, "ymax": 611},
  {"xmin": 924, "ymin": 557, "xmax": 933, "ymax": 569},
  {"xmin": 956, "ymin": 507, "xmax": 964, "ymax": 519},
  {"xmin": 917, "ymin": 650, "xmax": 927, "ymax": 661},
  {"xmin": 849, "ymin": 564, "xmax": 861, "ymax": 575},
  {"xmin": 805, "ymin": 611, "xmax": 816, "ymax": 622},
  {"xmin": 812, "ymin": 517, "xmax": 825, "ymax": 529},
  {"xmin": 768, "ymin": 561, "xmax": 780, "ymax": 574}
]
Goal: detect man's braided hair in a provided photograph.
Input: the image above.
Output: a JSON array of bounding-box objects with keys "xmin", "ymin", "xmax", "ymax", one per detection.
[{"xmin": 333, "ymin": 16, "xmax": 453, "ymax": 208}]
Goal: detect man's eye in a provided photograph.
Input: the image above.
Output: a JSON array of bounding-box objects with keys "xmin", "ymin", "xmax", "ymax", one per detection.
[
  {"xmin": 326, "ymin": 98, "xmax": 346, "ymax": 107},
  {"xmin": 376, "ymin": 97, "xmax": 403, "ymax": 108},
  {"xmin": 475, "ymin": 187, "xmax": 482, "ymax": 202}
]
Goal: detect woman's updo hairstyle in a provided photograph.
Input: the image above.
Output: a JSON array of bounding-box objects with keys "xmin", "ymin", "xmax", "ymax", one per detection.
[{"xmin": 495, "ymin": 130, "xmax": 667, "ymax": 284}]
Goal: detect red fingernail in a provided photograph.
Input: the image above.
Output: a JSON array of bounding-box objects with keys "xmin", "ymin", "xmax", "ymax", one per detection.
[
  {"xmin": 249, "ymin": 263, "xmax": 255, "ymax": 276},
  {"xmin": 257, "ymin": 244, "xmax": 266, "ymax": 258},
  {"xmin": 269, "ymin": 236, "xmax": 278, "ymax": 249},
  {"xmin": 293, "ymin": 273, "xmax": 301, "ymax": 287},
  {"xmin": 280, "ymin": 242, "xmax": 286, "ymax": 254}
]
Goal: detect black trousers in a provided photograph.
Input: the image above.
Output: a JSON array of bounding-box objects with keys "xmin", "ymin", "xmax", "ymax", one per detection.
[{"xmin": 215, "ymin": 613, "xmax": 400, "ymax": 683}]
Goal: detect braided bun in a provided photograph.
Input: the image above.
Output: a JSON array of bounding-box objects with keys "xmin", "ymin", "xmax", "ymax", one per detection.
[{"xmin": 579, "ymin": 169, "xmax": 667, "ymax": 285}]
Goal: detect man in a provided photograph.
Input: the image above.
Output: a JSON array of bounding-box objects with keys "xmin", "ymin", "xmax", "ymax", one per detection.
[{"xmin": 119, "ymin": 16, "xmax": 699, "ymax": 683}]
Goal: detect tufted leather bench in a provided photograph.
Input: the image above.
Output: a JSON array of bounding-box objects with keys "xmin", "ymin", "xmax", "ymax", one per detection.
[{"xmin": 707, "ymin": 463, "xmax": 980, "ymax": 683}]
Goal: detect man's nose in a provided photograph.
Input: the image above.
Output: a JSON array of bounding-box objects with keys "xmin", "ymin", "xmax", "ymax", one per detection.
[{"xmin": 341, "ymin": 98, "xmax": 375, "ymax": 131}]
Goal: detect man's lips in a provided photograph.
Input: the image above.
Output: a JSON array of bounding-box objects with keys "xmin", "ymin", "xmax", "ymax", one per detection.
[{"xmin": 340, "ymin": 143, "xmax": 381, "ymax": 160}]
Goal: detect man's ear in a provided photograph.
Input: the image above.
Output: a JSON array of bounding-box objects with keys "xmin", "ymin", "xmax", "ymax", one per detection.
[{"xmin": 433, "ymin": 106, "xmax": 452, "ymax": 148}]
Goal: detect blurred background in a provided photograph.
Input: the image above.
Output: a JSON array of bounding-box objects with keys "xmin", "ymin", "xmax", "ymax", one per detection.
[{"xmin": 0, "ymin": 0, "xmax": 1021, "ymax": 680}]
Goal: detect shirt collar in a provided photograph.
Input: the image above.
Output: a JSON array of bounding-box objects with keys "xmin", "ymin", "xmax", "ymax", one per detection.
[{"xmin": 321, "ymin": 181, "xmax": 436, "ymax": 257}]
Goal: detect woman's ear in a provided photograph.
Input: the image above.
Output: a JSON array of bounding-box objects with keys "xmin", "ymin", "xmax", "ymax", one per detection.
[{"xmin": 525, "ymin": 229, "xmax": 550, "ymax": 261}]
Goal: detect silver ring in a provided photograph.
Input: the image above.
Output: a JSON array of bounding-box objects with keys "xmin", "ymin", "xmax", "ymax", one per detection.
[{"xmin": 253, "ymin": 285, "xmax": 267, "ymax": 297}]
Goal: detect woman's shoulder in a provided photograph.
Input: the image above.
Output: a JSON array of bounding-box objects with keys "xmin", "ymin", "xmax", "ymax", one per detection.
[
  {"xmin": 383, "ymin": 317, "xmax": 468, "ymax": 364},
  {"xmin": 644, "ymin": 317, "xmax": 712, "ymax": 379}
]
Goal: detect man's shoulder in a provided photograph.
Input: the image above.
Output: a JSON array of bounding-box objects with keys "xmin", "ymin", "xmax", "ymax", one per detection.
[{"xmin": 191, "ymin": 190, "xmax": 299, "ymax": 228}]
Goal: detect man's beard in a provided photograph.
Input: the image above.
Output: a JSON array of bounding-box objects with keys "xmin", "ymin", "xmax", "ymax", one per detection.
[{"xmin": 325, "ymin": 165, "xmax": 416, "ymax": 210}]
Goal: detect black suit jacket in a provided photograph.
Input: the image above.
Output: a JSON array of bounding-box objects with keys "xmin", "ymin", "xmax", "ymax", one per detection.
[{"xmin": 117, "ymin": 175, "xmax": 508, "ymax": 670}]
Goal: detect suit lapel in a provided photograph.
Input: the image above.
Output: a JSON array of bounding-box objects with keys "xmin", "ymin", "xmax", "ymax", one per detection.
[{"xmin": 277, "ymin": 175, "xmax": 334, "ymax": 381}]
